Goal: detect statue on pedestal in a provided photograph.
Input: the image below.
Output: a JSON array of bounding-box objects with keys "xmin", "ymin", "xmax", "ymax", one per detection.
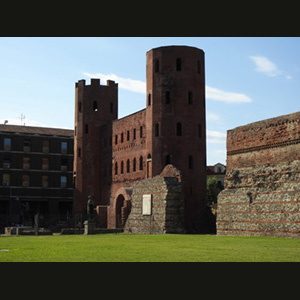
[{"xmin": 87, "ymin": 195, "xmax": 94, "ymax": 220}]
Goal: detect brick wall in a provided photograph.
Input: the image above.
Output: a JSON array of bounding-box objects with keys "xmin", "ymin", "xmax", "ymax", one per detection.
[{"xmin": 217, "ymin": 111, "xmax": 300, "ymax": 238}]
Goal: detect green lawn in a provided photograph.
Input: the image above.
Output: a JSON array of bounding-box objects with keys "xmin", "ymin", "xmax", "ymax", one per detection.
[{"xmin": 1, "ymin": 233, "xmax": 300, "ymax": 262}]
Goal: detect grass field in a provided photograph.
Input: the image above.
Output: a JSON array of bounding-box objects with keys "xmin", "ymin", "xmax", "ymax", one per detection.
[{"xmin": 1, "ymin": 233, "xmax": 300, "ymax": 262}]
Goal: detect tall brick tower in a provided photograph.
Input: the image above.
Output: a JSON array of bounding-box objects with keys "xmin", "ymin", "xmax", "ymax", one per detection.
[
  {"xmin": 73, "ymin": 79, "xmax": 118, "ymax": 216},
  {"xmin": 145, "ymin": 46, "xmax": 207, "ymax": 232}
]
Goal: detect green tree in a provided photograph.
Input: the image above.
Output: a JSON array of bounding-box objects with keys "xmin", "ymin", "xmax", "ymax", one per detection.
[{"xmin": 206, "ymin": 176, "xmax": 223, "ymax": 208}]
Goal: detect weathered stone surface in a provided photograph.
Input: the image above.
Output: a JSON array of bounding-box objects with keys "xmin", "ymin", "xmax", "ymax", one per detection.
[
  {"xmin": 217, "ymin": 112, "xmax": 300, "ymax": 238},
  {"xmin": 124, "ymin": 176, "xmax": 185, "ymax": 234}
]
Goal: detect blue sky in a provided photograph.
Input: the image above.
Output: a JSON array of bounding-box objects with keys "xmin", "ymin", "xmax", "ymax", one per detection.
[{"xmin": 1, "ymin": 37, "xmax": 300, "ymax": 165}]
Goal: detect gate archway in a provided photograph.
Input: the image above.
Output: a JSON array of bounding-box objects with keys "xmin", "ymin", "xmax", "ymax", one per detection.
[{"xmin": 114, "ymin": 187, "xmax": 132, "ymax": 228}]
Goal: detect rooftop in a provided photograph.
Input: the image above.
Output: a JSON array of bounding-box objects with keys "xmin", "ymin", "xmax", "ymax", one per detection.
[{"xmin": 0, "ymin": 124, "xmax": 74, "ymax": 137}]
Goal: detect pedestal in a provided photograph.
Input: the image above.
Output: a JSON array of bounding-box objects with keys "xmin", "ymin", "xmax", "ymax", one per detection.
[{"xmin": 84, "ymin": 220, "xmax": 95, "ymax": 235}]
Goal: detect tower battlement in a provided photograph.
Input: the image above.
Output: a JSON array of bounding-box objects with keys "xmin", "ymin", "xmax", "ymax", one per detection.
[{"xmin": 75, "ymin": 78, "xmax": 117, "ymax": 88}]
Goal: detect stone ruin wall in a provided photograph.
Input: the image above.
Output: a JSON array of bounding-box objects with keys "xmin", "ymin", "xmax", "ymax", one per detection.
[
  {"xmin": 124, "ymin": 172, "xmax": 185, "ymax": 234},
  {"xmin": 217, "ymin": 111, "xmax": 300, "ymax": 238}
]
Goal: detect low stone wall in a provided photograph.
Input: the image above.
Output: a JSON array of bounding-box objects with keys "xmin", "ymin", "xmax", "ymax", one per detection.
[
  {"xmin": 217, "ymin": 160, "xmax": 300, "ymax": 238},
  {"xmin": 124, "ymin": 176, "xmax": 185, "ymax": 234},
  {"xmin": 5, "ymin": 226, "xmax": 52, "ymax": 236}
]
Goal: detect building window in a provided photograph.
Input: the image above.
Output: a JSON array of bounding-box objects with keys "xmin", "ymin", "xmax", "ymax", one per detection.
[
  {"xmin": 140, "ymin": 126, "xmax": 143, "ymax": 138},
  {"xmin": 61, "ymin": 176, "xmax": 67, "ymax": 188},
  {"xmin": 93, "ymin": 101, "xmax": 98, "ymax": 112},
  {"xmin": 198, "ymin": 124, "xmax": 202, "ymax": 138},
  {"xmin": 148, "ymin": 94, "xmax": 151, "ymax": 106},
  {"xmin": 133, "ymin": 158, "xmax": 136, "ymax": 172},
  {"xmin": 43, "ymin": 140, "xmax": 49, "ymax": 153},
  {"xmin": 42, "ymin": 176, "xmax": 48, "ymax": 188},
  {"xmin": 127, "ymin": 130, "xmax": 130, "ymax": 141},
  {"xmin": 197, "ymin": 60, "xmax": 201, "ymax": 74},
  {"xmin": 42, "ymin": 158, "xmax": 49, "ymax": 170},
  {"xmin": 121, "ymin": 161, "xmax": 124, "ymax": 174},
  {"xmin": 166, "ymin": 91, "xmax": 171, "ymax": 104},
  {"xmin": 176, "ymin": 122, "xmax": 182, "ymax": 136},
  {"xmin": 3, "ymin": 156, "xmax": 11, "ymax": 169},
  {"xmin": 165, "ymin": 154, "xmax": 171, "ymax": 165},
  {"xmin": 78, "ymin": 148, "xmax": 81, "ymax": 158},
  {"xmin": 155, "ymin": 123, "xmax": 159, "ymax": 137},
  {"xmin": 61, "ymin": 158, "xmax": 68, "ymax": 171},
  {"xmin": 85, "ymin": 124, "xmax": 89, "ymax": 134},
  {"xmin": 189, "ymin": 155, "xmax": 194, "ymax": 169},
  {"xmin": 139, "ymin": 156, "xmax": 143, "ymax": 171},
  {"xmin": 24, "ymin": 139, "xmax": 31, "ymax": 152},
  {"xmin": 115, "ymin": 135, "xmax": 118, "ymax": 145},
  {"xmin": 23, "ymin": 157, "xmax": 30, "ymax": 170},
  {"xmin": 4, "ymin": 138, "xmax": 11, "ymax": 151},
  {"xmin": 3, "ymin": 173, "xmax": 10, "ymax": 186},
  {"xmin": 188, "ymin": 91, "xmax": 193, "ymax": 104},
  {"xmin": 127, "ymin": 159, "xmax": 130, "ymax": 173},
  {"xmin": 121, "ymin": 133, "xmax": 124, "ymax": 143},
  {"xmin": 61, "ymin": 142, "xmax": 68, "ymax": 154},
  {"xmin": 115, "ymin": 162, "xmax": 118, "ymax": 175},
  {"xmin": 23, "ymin": 175, "xmax": 30, "ymax": 187},
  {"xmin": 155, "ymin": 59, "xmax": 159, "ymax": 73},
  {"xmin": 133, "ymin": 128, "xmax": 136, "ymax": 140},
  {"xmin": 176, "ymin": 58, "xmax": 182, "ymax": 71}
]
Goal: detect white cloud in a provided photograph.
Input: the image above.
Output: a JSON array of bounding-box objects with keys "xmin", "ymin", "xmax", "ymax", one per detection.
[
  {"xmin": 207, "ymin": 130, "xmax": 226, "ymax": 143},
  {"xmin": 206, "ymin": 86, "xmax": 252, "ymax": 104},
  {"xmin": 249, "ymin": 56, "xmax": 282, "ymax": 77},
  {"xmin": 207, "ymin": 112, "xmax": 220, "ymax": 122},
  {"xmin": 83, "ymin": 72, "xmax": 252, "ymax": 104},
  {"xmin": 83, "ymin": 72, "xmax": 146, "ymax": 94}
]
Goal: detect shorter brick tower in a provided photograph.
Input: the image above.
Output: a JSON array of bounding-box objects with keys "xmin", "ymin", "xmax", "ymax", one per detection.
[{"xmin": 73, "ymin": 79, "xmax": 118, "ymax": 218}]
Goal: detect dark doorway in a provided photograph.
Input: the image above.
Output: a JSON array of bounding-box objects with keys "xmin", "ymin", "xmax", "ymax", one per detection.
[{"xmin": 116, "ymin": 194, "xmax": 125, "ymax": 228}]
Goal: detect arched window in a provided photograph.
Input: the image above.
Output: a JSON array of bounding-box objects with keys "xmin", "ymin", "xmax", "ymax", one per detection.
[
  {"xmin": 139, "ymin": 156, "xmax": 143, "ymax": 171},
  {"xmin": 197, "ymin": 60, "xmax": 201, "ymax": 74},
  {"xmin": 188, "ymin": 91, "xmax": 193, "ymax": 105},
  {"xmin": 166, "ymin": 91, "xmax": 170, "ymax": 104},
  {"xmin": 165, "ymin": 154, "xmax": 171, "ymax": 165},
  {"xmin": 176, "ymin": 58, "xmax": 182, "ymax": 71},
  {"xmin": 93, "ymin": 101, "xmax": 98, "ymax": 112},
  {"xmin": 115, "ymin": 162, "xmax": 118, "ymax": 175},
  {"xmin": 127, "ymin": 159, "xmax": 130, "ymax": 173},
  {"xmin": 148, "ymin": 94, "xmax": 151, "ymax": 106},
  {"xmin": 155, "ymin": 123, "xmax": 159, "ymax": 137},
  {"xmin": 133, "ymin": 158, "xmax": 136, "ymax": 172},
  {"xmin": 155, "ymin": 59, "xmax": 159, "ymax": 73},
  {"xmin": 198, "ymin": 124, "xmax": 202, "ymax": 137},
  {"xmin": 189, "ymin": 155, "xmax": 194, "ymax": 169},
  {"xmin": 121, "ymin": 161, "xmax": 124, "ymax": 174},
  {"xmin": 176, "ymin": 122, "xmax": 182, "ymax": 136}
]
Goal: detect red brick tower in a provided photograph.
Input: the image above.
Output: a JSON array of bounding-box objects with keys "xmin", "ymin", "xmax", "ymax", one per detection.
[
  {"xmin": 73, "ymin": 79, "xmax": 118, "ymax": 215},
  {"xmin": 145, "ymin": 46, "xmax": 207, "ymax": 232}
]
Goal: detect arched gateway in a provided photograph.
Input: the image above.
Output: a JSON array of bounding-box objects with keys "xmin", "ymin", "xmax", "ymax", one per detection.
[{"xmin": 114, "ymin": 188, "xmax": 132, "ymax": 228}]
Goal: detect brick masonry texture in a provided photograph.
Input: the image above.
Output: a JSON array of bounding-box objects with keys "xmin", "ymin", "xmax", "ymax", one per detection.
[{"xmin": 217, "ymin": 111, "xmax": 300, "ymax": 238}]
